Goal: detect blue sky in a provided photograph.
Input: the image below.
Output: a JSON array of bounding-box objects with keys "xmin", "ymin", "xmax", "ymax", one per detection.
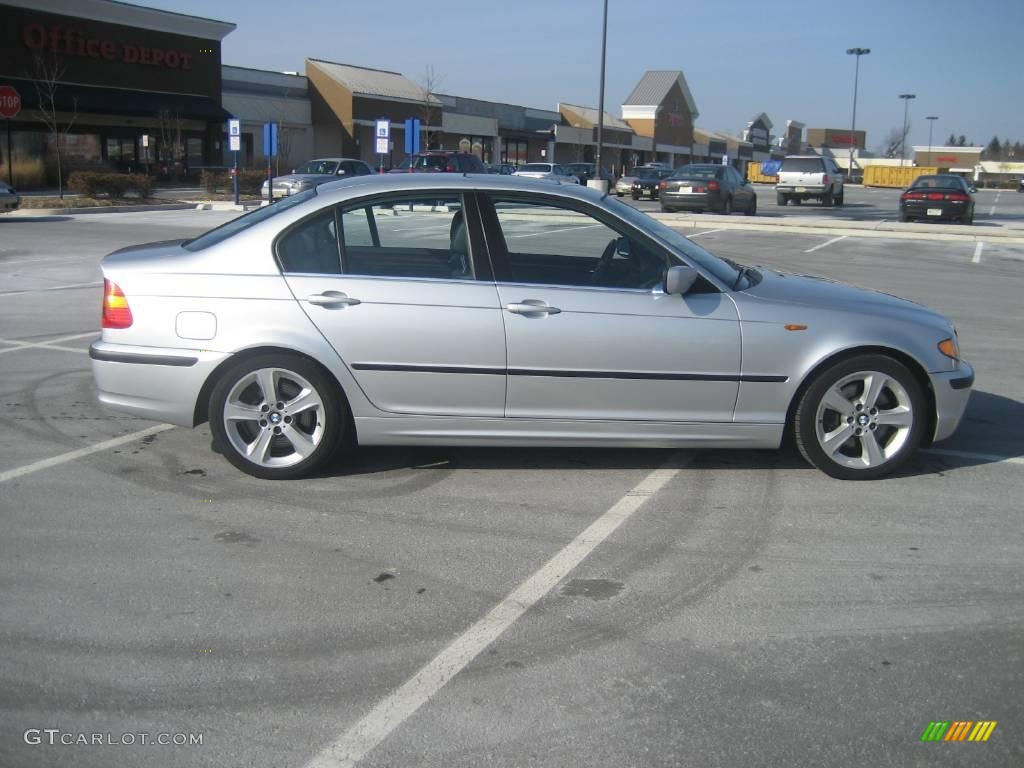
[{"xmin": 144, "ymin": 0, "xmax": 1022, "ymax": 152}]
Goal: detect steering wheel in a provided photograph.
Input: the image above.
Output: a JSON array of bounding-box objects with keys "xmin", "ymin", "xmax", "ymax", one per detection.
[{"xmin": 591, "ymin": 238, "xmax": 619, "ymax": 286}]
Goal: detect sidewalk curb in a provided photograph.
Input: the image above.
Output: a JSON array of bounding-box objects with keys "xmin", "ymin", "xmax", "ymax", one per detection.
[{"xmin": 6, "ymin": 203, "xmax": 195, "ymax": 217}]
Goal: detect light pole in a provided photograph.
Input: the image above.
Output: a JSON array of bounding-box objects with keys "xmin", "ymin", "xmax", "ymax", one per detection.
[
  {"xmin": 592, "ymin": 0, "xmax": 608, "ymax": 190},
  {"xmin": 926, "ymin": 115, "xmax": 938, "ymax": 167},
  {"xmin": 898, "ymin": 93, "xmax": 916, "ymax": 167},
  {"xmin": 845, "ymin": 47, "xmax": 869, "ymax": 183}
]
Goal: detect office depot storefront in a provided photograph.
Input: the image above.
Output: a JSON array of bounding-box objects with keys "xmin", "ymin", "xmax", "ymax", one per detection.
[{"xmin": 0, "ymin": 0, "xmax": 234, "ymax": 185}]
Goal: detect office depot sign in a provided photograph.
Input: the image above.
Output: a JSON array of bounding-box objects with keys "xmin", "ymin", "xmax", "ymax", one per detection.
[
  {"xmin": 22, "ymin": 22, "xmax": 194, "ymax": 70},
  {"xmin": 0, "ymin": 86, "xmax": 21, "ymax": 119}
]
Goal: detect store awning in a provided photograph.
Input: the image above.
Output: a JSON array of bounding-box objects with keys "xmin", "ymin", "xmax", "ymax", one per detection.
[{"xmin": 6, "ymin": 78, "xmax": 231, "ymax": 122}]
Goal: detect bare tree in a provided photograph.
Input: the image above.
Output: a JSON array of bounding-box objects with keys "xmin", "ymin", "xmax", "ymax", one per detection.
[
  {"xmin": 417, "ymin": 66, "xmax": 445, "ymax": 151},
  {"xmin": 31, "ymin": 53, "xmax": 78, "ymax": 199},
  {"xmin": 877, "ymin": 124, "xmax": 911, "ymax": 158},
  {"xmin": 157, "ymin": 108, "xmax": 184, "ymax": 177}
]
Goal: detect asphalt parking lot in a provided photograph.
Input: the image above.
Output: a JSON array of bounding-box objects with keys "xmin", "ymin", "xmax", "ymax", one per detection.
[{"xmin": 1, "ymin": 208, "xmax": 1022, "ymax": 767}]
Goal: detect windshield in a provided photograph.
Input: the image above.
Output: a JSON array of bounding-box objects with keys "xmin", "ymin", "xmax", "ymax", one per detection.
[
  {"xmin": 411, "ymin": 155, "xmax": 449, "ymax": 169},
  {"xmin": 182, "ymin": 189, "xmax": 318, "ymax": 251},
  {"xmin": 519, "ymin": 163, "xmax": 552, "ymax": 172},
  {"xmin": 672, "ymin": 165, "xmax": 718, "ymax": 179},
  {"xmin": 294, "ymin": 160, "xmax": 339, "ymax": 175},
  {"xmin": 604, "ymin": 196, "xmax": 741, "ymax": 287}
]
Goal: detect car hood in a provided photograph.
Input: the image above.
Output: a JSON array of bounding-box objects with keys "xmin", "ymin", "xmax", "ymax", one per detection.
[
  {"xmin": 268, "ymin": 173, "xmax": 334, "ymax": 185},
  {"xmin": 740, "ymin": 268, "xmax": 951, "ymax": 328}
]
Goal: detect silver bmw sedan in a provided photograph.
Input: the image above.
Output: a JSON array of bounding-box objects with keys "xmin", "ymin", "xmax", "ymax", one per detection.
[{"xmin": 90, "ymin": 175, "xmax": 973, "ymax": 480}]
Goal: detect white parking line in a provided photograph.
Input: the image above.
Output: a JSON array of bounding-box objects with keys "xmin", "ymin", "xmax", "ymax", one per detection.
[
  {"xmin": 690, "ymin": 229, "xmax": 721, "ymax": 237},
  {"xmin": 804, "ymin": 235, "xmax": 848, "ymax": 253},
  {"xmin": 0, "ymin": 281, "xmax": 102, "ymax": 296},
  {"xmin": 0, "ymin": 331, "xmax": 98, "ymax": 355},
  {"xmin": 507, "ymin": 223, "xmax": 603, "ymax": 239},
  {"xmin": 973, "ymin": 242, "xmax": 984, "ymax": 263},
  {"xmin": 0, "ymin": 425, "xmax": 175, "ymax": 484},
  {"xmin": 304, "ymin": 454, "xmax": 690, "ymax": 768},
  {"xmin": 926, "ymin": 448, "xmax": 1024, "ymax": 467},
  {"xmin": 989, "ymin": 192, "xmax": 1000, "ymax": 217}
]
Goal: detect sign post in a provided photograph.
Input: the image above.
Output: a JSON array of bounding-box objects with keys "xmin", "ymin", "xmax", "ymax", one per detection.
[
  {"xmin": 0, "ymin": 85, "xmax": 22, "ymax": 187},
  {"xmin": 403, "ymin": 118, "xmax": 421, "ymax": 170},
  {"xmin": 229, "ymin": 118, "xmax": 241, "ymax": 206},
  {"xmin": 375, "ymin": 118, "xmax": 390, "ymax": 173},
  {"xmin": 263, "ymin": 122, "xmax": 278, "ymax": 202}
]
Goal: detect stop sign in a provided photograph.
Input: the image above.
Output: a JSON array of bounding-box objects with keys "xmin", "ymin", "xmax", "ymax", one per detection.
[{"xmin": 0, "ymin": 86, "xmax": 21, "ymax": 119}]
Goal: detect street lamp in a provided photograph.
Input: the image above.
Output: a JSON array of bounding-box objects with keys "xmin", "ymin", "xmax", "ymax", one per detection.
[
  {"xmin": 593, "ymin": 0, "xmax": 609, "ymax": 189},
  {"xmin": 926, "ymin": 115, "xmax": 938, "ymax": 168},
  {"xmin": 845, "ymin": 47, "xmax": 869, "ymax": 183},
  {"xmin": 898, "ymin": 93, "xmax": 916, "ymax": 167}
]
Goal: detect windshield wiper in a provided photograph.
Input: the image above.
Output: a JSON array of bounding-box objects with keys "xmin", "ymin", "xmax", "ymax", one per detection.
[{"xmin": 732, "ymin": 266, "xmax": 753, "ymax": 290}]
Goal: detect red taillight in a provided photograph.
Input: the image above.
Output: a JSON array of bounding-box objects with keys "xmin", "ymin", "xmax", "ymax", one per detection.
[
  {"xmin": 694, "ymin": 185, "xmax": 706, "ymax": 193},
  {"xmin": 927, "ymin": 192, "xmax": 944, "ymax": 201},
  {"xmin": 822, "ymin": 174, "xmax": 829, "ymax": 184},
  {"xmin": 102, "ymin": 279, "xmax": 133, "ymax": 329},
  {"xmin": 659, "ymin": 180, "xmax": 667, "ymax": 189},
  {"xmin": 903, "ymin": 191, "xmax": 926, "ymax": 199},
  {"xmin": 707, "ymin": 180, "xmax": 719, "ymax": 191},
  {"xmin": 947, "ymin": 193, "xmax": 969, "ymax": 202}
]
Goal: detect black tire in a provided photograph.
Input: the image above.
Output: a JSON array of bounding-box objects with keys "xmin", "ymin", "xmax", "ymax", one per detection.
[
  {"xmin": 834, "ymin": 189, "xmax": 844, "ymax": 206},
  {"xmin": 962, "ymin": 207, "xmax": 974, "ymax": 225},
  {"xmin": 821, "ymin": 189, "xmax": 833, "ymax": 207},
  {"xmin": 660, "ymin": 204, "xmax": 675, "ymax": 213},
  {"xmin": 616, "ymin": 191, "xmax": 623, "ymax": 197},
  {"xmin": 793, "ymin": 354, "xmax": 926, "ymax": 480},
  {"xmin": 745, "ymin": 195, "xmax": 757, "ymax": 216},
  {"xmin": 631, "ymin": 192, "xmax": 640, "ymax": 200},
  {"xmin": 721, "ymin": 196, "xmax": 732, "ymax": 215},
  {"xmin": 899, "ymin": 212, "xmax": 911, "ymax": 222},
  {"xmin": 776, "ymin": 192, "xmax": 787, "ymax": 206},
  {"xmin": 209, "ymin": 353, "xmax": 345, "ymax": 479}
]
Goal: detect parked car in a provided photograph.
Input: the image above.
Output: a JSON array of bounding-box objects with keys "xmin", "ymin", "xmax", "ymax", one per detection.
[
  {"xmin": 614, "ymin": 164, "xmax": 671, "ymax": 196},
  {"xmin": 630, "ymin": 168, "xmax": 674, "ymax": 200},
  {"xmin": 565, "ymin": 163, "xmax": 614, "ymax": 186},
  {"xmin": 90, "ymin": 174, "xmax": 972, "ymax": 481},
  {"xmin": 262, "ymin": 158, "xmax": 373, "ymax": 199},
  {"xmin": 0, "ymin": 181, "xmax": 20, "ymax": 211},
  {"xmin": 659, "ymin": 164, "xmax": 757, "ymax": 215},
  {"xmin": 775, "ymin": 155, "xmax": 845, "ymax": 206},
  {"xmin": 512, "ymin": 163, "xmax": 579, "ymax": 184},
  {"xmin": 899, "ymin": 174, "xmax": 975, "ymax": 224},
  {"xmin": 1017, "ymin": 177, "xmax": 1023, "ymax": 193},
  {"xmin": 388, "ymin": 150, "xmax": 487, "ymax": 174},
  {"xmin": 486, "ymin": 163, "xmax": 517, "ymax": 175}
]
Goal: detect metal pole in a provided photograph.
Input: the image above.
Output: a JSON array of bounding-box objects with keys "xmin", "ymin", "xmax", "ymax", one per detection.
[
  {"xmin": 6, "ymin": 119, "xmax": 12, "ymax": 187},
  {"xmin": 846, "ymin": 48, "xmax": 869, "ymax": 184},
  {"xmin": 898, "ymin": 93, "xmax": 915, "ymax": 167},
  {"xmin": 594, "ymin": 0, "xmax": 608, "ymax": 188},
  {"xmin": 232, "ymin": 147, "xmax": 239, "ymax": 206},
  {"xmin": 926, "ymin": 116, "xmax": 938, "ymax": 167}
]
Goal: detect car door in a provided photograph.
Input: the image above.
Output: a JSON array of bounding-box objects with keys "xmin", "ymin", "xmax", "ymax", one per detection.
[
  {"xmin": 279, "ymin": 191, "xmax": 506, "ymax": 417},
  {"xmin": 477, "ymin": 192, "xmax": 741, "ymax": 422}
]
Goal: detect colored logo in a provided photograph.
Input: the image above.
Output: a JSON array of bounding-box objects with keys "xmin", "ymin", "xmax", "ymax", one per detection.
[{"xmin": 921, "ymin": 721, "xmax": 997, "ymax": 742}]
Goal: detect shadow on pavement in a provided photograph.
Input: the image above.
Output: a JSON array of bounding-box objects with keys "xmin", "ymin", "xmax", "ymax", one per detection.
[{"xmin": 0, "ymin": 215, "xmax": 72, "ymax": 223}]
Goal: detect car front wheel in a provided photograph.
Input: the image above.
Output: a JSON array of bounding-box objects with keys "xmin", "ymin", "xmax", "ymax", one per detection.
[
  {"xmin": 209, "ymin": 353, "xmax": 345, "ymax": 479},
  {"xmin": 794, "ymin": 354, "xmax": 925, "ymax": 480}
]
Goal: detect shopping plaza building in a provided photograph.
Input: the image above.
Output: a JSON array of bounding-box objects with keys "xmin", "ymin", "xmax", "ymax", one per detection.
[{"xmin": 1, "ymin": 0, "xmax": 802, "ymax": 188}]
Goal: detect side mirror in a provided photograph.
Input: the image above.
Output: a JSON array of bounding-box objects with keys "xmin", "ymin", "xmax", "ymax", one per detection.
[
  {"xmin": 665, "ymin": 265, "xmax": 699, "ymax": 295},
  {"xmin": 615, "ymin": 237, "xmax": 630, "ymax": 257}
]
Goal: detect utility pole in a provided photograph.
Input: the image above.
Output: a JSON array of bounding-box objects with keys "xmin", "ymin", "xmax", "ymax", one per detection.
[
  {"xmin": 592, "ymin": 0, "xmax": 609, "ymax": 191},
  {"xmin": 926, "ymin": 115, "xmax": 938, "ymax": 167}
]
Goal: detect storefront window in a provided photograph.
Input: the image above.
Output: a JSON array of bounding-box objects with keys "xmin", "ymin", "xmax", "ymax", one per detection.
[
  {"xmin": 106, "ymin": 137, "xmax": 136, "ymax": 163},
  {"xmin": 502, "ymin": 138, "xmax": 527, "ymax": 167},
  {"xmin": 186, "ymin": 137, "xmax": 204, "ymax": 167}
]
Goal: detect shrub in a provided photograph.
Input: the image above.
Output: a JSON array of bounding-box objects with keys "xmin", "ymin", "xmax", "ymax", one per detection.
[
  {"xmin": 68, "ymin": 172, "xmax": 154, "ymax": 198},
  {"xmin": 201, "ymin": 169, "xmax": 265, "ymax": 195}
]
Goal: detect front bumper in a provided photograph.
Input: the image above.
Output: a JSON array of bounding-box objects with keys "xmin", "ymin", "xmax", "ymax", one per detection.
[
  {"xmin": 929, "ymin": 360, "xmax": 974, "ymax": 442},
  {"xmin": 91, "ymin": 341, "xmax": 230, "ymax": 427},
  {"xmin": 631, "ymin": 184, "xmax": 659, "ymax": 198}
]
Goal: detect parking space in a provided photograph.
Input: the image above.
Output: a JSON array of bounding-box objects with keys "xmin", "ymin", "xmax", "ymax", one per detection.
[{"xmin": 1, "ymin": 210, "xmax": 1022, "ymax": 767}]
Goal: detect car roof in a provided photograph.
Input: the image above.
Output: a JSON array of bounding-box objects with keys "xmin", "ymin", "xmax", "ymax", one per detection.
[
  {"xmin": 315, "ymin": 172, "xmax": 605, "ymax": 203},
  {"xmin": 782, "ymin": 155, "xmax": 824, "ymax": 160}
]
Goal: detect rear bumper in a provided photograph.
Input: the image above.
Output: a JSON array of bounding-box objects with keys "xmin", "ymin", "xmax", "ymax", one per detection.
[
  {"xmin": 90, "ymin": 341, "xmax": 230, "ymax": 427},
  {"xmin": 660, "ymin": 191, "xmax": 716, "ymax": 210},
  {"xmin": 776, "ymin": 185, "xmax": 828, "ymax": 196},
  {"xmin": 901, "ymin": 201, "xmax": 969, "ymax": 220},
  {"xmin": 929, "ymin": 361, "xmax": 974, "ymax": 442}
]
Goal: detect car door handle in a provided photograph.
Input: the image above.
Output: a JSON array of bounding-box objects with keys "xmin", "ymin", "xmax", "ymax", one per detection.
[
  {"xmin": 505, "ymin": 300, "xmax": 561, "ymax": 316},
  {"xmin": 306, "ymin": 291, "xmax": 361, "ymax": 307}
]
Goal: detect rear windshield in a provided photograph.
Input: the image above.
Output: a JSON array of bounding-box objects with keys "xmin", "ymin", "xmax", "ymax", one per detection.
[
  {"xmin": 911, "ymin": 175, "xmax": 964, "ymax": 189},
  {"xmin": 411, "ymin": 155, "xmax": 448, "ymax": 169},
  {"xmin": 183, "ymin": 189, "xmax": 317, "ymax": 251},
  {"xmin": 294, "ymin": 160, "xmax": 339, "ymax": 175},
  {"xmin": 519, "ymin": 164, "xmax": 552, "ymax": 172},
  {"xmin": 780, "ymin": 157, "xmax": 824, "ymax": 173},
  {"xmin": 672, "ymin": 165, "xmax": 719, "ymax": 180}
]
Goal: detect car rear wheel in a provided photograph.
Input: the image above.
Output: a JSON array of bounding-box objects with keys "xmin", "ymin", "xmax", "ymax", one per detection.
[
  {"xmin": 776, "ymin": 192, "xmax": 787, "ymax": 206},
  {"xmin": 962, "ymin": 209, "xmax": 974, "ymax": 225},
  {"xmin": 821, "ymin": 190, "xmax": 833, "ymax": 207},
  {"xmin": 834, "ymin": 189, "xmax": 844, "ymax": 206},
  {"xmin": 794, "ymin": 354, "xmax": 925, "ymax": 480},
  {"xmin": 660, "ymin": 204, "xmax": 675, "ymax": 213},
  {"xmin": 745, "ymin": 196, "xmax": 757, "ymax": 216},
  {"xmin": 899, "ymin": 212, "xmax": 911, "ymax": 222},
  {"xmin": 721, "ymin": 197, "xmax": 732, "ymax": 215},
  {"xmin": 209, "ymin": 353, "xmax": 345, "ymax": 479}
]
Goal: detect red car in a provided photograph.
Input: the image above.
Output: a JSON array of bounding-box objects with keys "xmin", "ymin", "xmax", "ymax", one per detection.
[{"xmin": 389, "ymin": 150, "xmax": 486, "ymax": 174}]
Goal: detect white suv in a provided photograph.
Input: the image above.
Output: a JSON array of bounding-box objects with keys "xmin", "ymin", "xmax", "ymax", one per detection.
[{"xmin": 775, "ymin": 155, "xmax": 845, "ymax": 207}]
